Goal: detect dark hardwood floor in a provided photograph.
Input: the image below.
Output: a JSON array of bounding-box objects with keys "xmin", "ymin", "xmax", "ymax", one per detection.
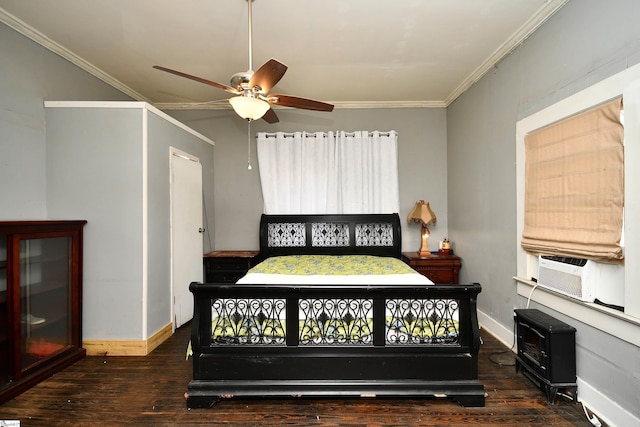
[{"xmin": 0, "ymin": 323, "xmax": 595, "ymax": 426}]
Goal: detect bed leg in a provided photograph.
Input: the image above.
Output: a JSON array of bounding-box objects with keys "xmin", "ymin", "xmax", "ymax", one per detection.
[
  {"xmin": 185, "ymin": 395, "xmax": 221, "ymax": 409},
  {"xmin": 451, "ymin": 394, "xmax": 485, "ymax": 407}
]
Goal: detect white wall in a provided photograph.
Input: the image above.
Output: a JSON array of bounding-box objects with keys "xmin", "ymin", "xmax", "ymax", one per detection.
[
  {"xmin": 1, "ymin": 24, "xmax": 217, "ymax": 342},
  {"xmin": 45, "ymin": 107, "xmax": 145, "ymax": 340},
  {"xmin": 0, "ymin": 23, "xmax": 132, "ymax": 220},
  {"xmin": 45, "ymin": 105, "xmax": 215, "ymax": 341},
  {"xmin": 447, "ymin": 0, "xmax": 640, "ymax": 423},
  {"xmin": 146, "ymin": 112, "xmax": 215, "ymax": 335},
  {"xmin": 169, "ymin": 107, "xmax": 449, "ymax": 253}
]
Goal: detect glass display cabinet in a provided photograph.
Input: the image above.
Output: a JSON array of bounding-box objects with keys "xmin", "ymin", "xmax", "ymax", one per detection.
[{"xmin": 0, "ymin": 220, "xmax": 86, "ymax": 404}]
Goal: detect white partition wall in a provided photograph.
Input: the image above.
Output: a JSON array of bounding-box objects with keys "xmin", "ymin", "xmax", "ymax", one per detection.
[{"xmin": 45, "ymin": 101, "xmax": 214, "ymax": 355}]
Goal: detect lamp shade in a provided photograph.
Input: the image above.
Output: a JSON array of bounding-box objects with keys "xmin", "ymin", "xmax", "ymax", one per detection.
[
  {"xmin": 229, "ymin": 96, "xmax": 271, "ymax": 120},
  {"xmin": 407, "ymin": 200, "xmax": 437, "ymax": 226},
  {"xmin": 407, "ymin": 200, "xmax": 437, "ymax": 257}
]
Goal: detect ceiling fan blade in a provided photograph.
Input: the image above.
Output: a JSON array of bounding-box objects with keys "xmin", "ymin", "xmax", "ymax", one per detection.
[
  {"xmin": 261, "ymin": 108, "xmax": 279, "ymax": 124},
  {"xmin": 270, "ymin": 94, "xmax": 334, "ymax": 112},
  {"xmin": 249, "ymin": 59, "xmax": 288, "ymax": 93},
  {"xmin": 153, "ymin": 65, "xmax": 240, "ymax": 94}
]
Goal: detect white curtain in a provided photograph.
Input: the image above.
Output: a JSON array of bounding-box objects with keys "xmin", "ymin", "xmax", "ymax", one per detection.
[{"xmin": 256, "ymin": 130, "xmax": 399, "ymax": 214}]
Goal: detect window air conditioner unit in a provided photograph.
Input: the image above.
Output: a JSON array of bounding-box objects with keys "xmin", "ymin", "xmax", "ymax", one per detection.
[
  {"xmin": 535, "ymin": 255, "xmax": 625, "ymax": 308},
  {"xmin": 537, "ymin": 256, "xmax": 596, "ymax": 302}
]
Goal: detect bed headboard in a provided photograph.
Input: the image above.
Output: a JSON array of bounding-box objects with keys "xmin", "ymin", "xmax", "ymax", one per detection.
[{"xmin": 258, "ymin": 213, "xmax": 402, "ymax": 260}]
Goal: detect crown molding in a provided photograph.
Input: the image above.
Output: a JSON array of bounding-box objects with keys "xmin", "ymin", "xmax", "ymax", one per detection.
[
  {"xmin": 153, "ymin": 100, "xmax": 447, "ymax": 110},
  {"xmin": 332, "ymin": 100, "xmax": 447, "ymax": 109},
  {"xmin": 444, "ymin": 0, "xmax": 569, "ymax": 106},
  {"xmin": 0, "ymin": 7, "xmax": 151, "ymax": 103}
]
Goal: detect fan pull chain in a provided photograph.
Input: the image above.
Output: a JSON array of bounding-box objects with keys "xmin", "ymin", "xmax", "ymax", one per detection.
[{"xmin": 247, "ymin": 119, "xmax": 253, "ymax": 170}]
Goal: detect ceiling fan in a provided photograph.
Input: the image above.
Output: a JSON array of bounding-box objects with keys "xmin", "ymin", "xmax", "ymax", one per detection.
[{"xmin": 153, "ymin": 0, "xmax": 334, "ymax": 123}]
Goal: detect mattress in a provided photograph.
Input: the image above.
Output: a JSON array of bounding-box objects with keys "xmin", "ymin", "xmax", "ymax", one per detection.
[{"xmin": 236, "ymin": 254, "xmax": 433, "ymax": 285}]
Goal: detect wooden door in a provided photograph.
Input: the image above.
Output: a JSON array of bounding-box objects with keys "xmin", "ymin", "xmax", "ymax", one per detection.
[{"xmin": 170, "ymin": 149, "xmax": 203, "ymax": 329}]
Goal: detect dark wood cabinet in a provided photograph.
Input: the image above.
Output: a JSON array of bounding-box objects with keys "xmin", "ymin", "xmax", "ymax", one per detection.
[
  {"xmin": 402, "ymin": 252, "xmax": 461, "ymax": 284},
  {"xmin": 0, "ymin": 221, "xmax": 86, "ymax": 404},
  {"xmin": 203, "ymin": 250, "xmax": 259, "ymax": 283}
]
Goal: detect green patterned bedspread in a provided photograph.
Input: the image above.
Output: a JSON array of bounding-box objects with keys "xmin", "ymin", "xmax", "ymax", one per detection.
[{"xmin": 248, "ymin": 255, "xmax": 418, "ymax": 276}]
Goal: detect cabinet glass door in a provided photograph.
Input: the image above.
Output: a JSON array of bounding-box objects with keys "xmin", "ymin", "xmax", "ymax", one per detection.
[{"xmin": 19, "ymin": 236, "xmax": 71, "ymax": 372}]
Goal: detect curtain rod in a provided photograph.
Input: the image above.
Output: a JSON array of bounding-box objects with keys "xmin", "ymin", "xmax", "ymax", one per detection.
[{"xmin": 259, "ymin": 131, "xmax": 394, "ymax": 138}]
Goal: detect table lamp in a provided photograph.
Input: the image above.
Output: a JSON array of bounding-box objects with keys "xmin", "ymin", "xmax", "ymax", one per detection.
[{"xmin": 407, "ymin": 200, "xmax": 437, "ymax": 257}]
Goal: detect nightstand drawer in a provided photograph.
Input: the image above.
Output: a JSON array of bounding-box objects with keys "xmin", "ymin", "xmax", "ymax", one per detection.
[
  {"xmin": 203, "ymin": 250, "xmax": 259, "ymax": 283},
  {"xmin": 402, "ymin": 252, "xmax": 461, "ymax": 285},
  {"xmin": 206, "ymin": 258, "xmax": 253, "ymax": 272},
  {"xmin": 412, "ymin": 266, "xmax": 454, "ymax": 284}
]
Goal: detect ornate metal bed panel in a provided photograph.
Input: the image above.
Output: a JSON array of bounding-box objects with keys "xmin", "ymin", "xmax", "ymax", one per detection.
[
  {"xmin": 186, "ymin": 282, "xmax": 485, "ymax": 408},
  {"xmin": 258, "ymin": 213, "xmax": 402, "ymax": 260}
]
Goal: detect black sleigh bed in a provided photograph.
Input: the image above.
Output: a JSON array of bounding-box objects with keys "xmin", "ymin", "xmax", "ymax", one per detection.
[{"xmin": 186, "ymin": 213, "xmax": 485, "ymax": 408}]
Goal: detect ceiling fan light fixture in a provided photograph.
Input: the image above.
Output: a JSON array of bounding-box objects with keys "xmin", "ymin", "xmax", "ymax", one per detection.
[
  {"xmin": 229, "ymin": 96, "xmax": 270, "ymax": 120},
  {"xmin": 153, "ymin": 0, "xmax": 332, "ymax": 125}
]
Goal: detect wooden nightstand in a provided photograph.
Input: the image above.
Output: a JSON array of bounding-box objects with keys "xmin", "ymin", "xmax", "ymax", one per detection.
[
  {"xmin": 402, "ymin": 252, "xmax": 462, "ymax": 284},
  {"xmin": 203, "ymin": 250, "xmax": 259, "ymax": 283}
]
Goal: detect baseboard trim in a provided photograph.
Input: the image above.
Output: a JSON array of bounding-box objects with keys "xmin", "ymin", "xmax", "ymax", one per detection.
[
  {"xmin": 575, "ymin": 376, "xmax": 640, "ymax": 427},
  {"xmin": 477, "ymin": 309, "xmax": 516, "ymax": 351},
  {"xmin": 146, "ymin": 322, "xmax": 174, "ymax": 354},
  {"xmin": 83, "ymin": 323, "xmax": 173, "ymax": 356}
]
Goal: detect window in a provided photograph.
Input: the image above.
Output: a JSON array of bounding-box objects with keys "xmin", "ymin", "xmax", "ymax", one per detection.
[
  {"xmin": 522, "ymin": 97, "xmax": 624, "ymax": 262},
  {"xmin": 515, "ymin": 63, "xmax": 640, "ymax": 346}
]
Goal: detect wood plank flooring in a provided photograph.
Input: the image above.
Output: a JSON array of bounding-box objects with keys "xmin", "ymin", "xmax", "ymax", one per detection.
[{"xmin": 0, "ymin": 323, "xmax": 596, "ymax": 426}]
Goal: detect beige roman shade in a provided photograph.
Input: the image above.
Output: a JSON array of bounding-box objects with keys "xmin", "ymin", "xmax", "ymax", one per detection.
[{"xmin": 521, "ymin": 96, "xmax": 624, "ymax": 262}]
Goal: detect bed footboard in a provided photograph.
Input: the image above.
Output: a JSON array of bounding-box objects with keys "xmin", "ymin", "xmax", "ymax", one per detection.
[{"xmin": 186, "ymin": 282, "xmax": 484, "ymax": 408}]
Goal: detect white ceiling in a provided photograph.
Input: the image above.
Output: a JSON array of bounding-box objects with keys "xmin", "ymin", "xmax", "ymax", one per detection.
[{"xmin": 0, "ymin": 0, "xmax": 568, "ymax": 110}]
